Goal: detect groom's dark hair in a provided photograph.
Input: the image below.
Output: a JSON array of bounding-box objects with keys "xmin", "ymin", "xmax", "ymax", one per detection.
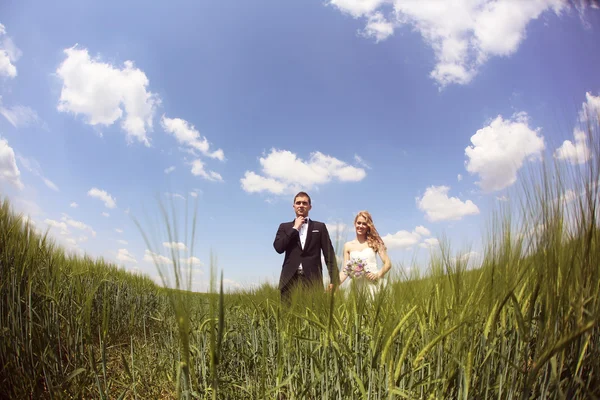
[{"xmin": 293, "ymin": 191, "xmax": 311, "ymax": 205}]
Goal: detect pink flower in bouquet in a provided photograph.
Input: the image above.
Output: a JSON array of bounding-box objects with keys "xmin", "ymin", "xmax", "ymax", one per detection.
[{"xmin": 345, "ymin": 257, "xmax": 367, "ymax": 278}]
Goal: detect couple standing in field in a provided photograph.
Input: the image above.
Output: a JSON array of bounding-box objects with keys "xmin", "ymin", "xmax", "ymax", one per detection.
[{"xmin": 273, "ymin": 191, "xmax": 392, "ymax": 303}]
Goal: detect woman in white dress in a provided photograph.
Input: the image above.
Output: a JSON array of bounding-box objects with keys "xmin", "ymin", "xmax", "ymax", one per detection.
[{"xmin": 339, "ymin": 211, "xmax": 391, "ymax": 295}]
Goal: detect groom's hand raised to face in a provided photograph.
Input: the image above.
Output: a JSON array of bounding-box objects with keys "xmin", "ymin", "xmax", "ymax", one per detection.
[{"xmin": 293, "ymin": 215, "xmax": 306, "ymax": 230}]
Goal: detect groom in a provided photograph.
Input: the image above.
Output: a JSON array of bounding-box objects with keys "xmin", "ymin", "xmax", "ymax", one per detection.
[{"xmin": 273, "ymin": 191, "xmax": 339, "ymax": 303}]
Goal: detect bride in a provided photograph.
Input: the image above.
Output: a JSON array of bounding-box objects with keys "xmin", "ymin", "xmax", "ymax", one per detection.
[{"xmin": 339, "ymin": 211, "xmax": 391, "ymax": 295}]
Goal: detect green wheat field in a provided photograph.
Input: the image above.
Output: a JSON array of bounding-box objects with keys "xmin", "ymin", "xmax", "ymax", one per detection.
[{"xmin": 1, "ymin": 122, "xmax": 599, "ymax": 399}]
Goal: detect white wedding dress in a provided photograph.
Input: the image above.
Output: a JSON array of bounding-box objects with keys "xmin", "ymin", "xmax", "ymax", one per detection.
[{"xmin": 347, "ymin": 247, "xmax": 382, "ymax": 297}]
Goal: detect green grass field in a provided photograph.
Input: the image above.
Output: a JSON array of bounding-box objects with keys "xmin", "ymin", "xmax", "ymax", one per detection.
[{"xmin": 1, "ymin": 125, "xmax": 599, "ymax": 399}]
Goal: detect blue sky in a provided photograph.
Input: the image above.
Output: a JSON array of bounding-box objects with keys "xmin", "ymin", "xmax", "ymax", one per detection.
[{"xmin": 1, "ymin": 0, "xmax": 599, "ymax": 291}]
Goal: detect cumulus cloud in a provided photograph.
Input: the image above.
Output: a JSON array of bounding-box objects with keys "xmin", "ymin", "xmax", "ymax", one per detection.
[
  {"xmin": 0, "ymin": 24, "xmax": 21, "ymax": 78},
  {"xmin": 380, "ymin": 224, "xmax": 435, "ymax": 249},
  {"xmin": 163, "ymin": 241, "xmax": 187, "ymax": 251},
  {"xmin": 115, "ymin": 228, "xmax": 123, "ymax": 233},
  {"xmin": 241, "ymin": 149, "xmax": 366, "ymax": 195},
  {"xmin": 181, "ymin": 256, "xmax": 203, "ymax": 266},
  {"xmin": 87, "ymin": 187, "xmax": 116, "ymax": 208},
  {"xmin": 166, "ymin": 192, "xmax": 186, "ymax": 200},
  {"xmin": 329, "ymin": 0, "xmax": 568, "ymax": 87},
  {"xmin": 61, "ymin": 213, "xmax": 96, "ymax": 237},
  {"xmin": 417, "ymin": 185, "xmax": 479, "ymax": 222},
  {"xmin": 382, "ymin": 229, "xmax": 421, "ymax": 249},
  {"xmin": 44, "ymin": 219, "xmax": 69, "ymax": 235},
  {"xmin": 554, "ymin": 92, "xmax": 599, "ymax": 165},
  {"xmin": 0, "ymin": 97, "xmax": 39, "ymax": 128},
  {"xmin": 56, "ymin": 46, "xmax": 159, "ymax": 146},
  {"xmin": 420, "ymin": 237, "xmax": 440, "ymax": 248},
  {"xmin": 0, "ymin": 137, "xmax": 24, "ymax": 189},
  {"xmin": 16, "ymin": 155, "xmax": 59, "ymax": 191},
  {"xmin": 102, "ymin": 212, "xmax": 110, "ymax": 217},
  {"xmin": 579, "ymin": 92, "xmax": 600, "ymax": 123},
  {"xmin": 70, "ymin": 202, "xmax": 78, "ymax": 208},
  {"xmin": 161, "ymin": 116, "xmax": 224, "ymax": 160},
  {"xmin": 554, "ymin": 128, "xmax": 591, "ymax": 165},
  {"xmin": 327, "ymin": 222, "xmax": 350, "ymax": 241},
  {"xmin": 164, "ymin": 165, "xmax": 176, "ymax": 174},
  {"xmin": 117, "ymin": 248, "xmax": 137, "ymax": 264},
  {"xmin": 465, "ymin": 113, "xmax": 545, "ymax": 192},
  {"xmin": 144, "ymin": 249, "xmax": 173, "ymax": 265},
  {"xmin": 414, "ymin": 225, "xmax": 431, "ymax": 236},
  {"xmin": 190, "ymin": 159, "xmax": 223, "ymax": 182}
]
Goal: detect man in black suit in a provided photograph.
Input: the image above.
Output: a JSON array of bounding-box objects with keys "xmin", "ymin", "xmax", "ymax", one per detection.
[{"xmin": 273, "ymin": 191, "xmax": 339, "ymax": 303}]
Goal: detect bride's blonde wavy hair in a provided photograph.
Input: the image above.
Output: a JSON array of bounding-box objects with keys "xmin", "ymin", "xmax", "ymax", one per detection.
[{"xmin": 355, "ymin": 211, "xmax": 386, "ymax": 252}]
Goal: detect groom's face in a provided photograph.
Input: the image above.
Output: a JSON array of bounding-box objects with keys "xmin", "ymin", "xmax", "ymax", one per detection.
[{"xmin": 293, "ymin": 196, "xmax": 311, "ymax": 217}]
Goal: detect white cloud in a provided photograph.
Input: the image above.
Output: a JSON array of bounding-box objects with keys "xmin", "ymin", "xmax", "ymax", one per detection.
[
  {"xmin": 417, "ymin": 185, "xmax": 479, "ymax": 222},
  {"xmin": 363, "ymin": 12, "xmax": 395, "ymax": 42},
  {"xmin": 190, "ymin": 189, "xmax": 202, "ymax": 198},
  {"xmin": 166, "ymin": 192, "xmax": 186, "ymax": 200},
  {"xmin": 181, "ymin": 256, "xmax": 203, "ymax": 266},
  {"xmin": 144, "ymin": 249, "xmax": 172, "ymax": 265},
  {"xmin": 163, "ymin": 241, "xmax": 187, "ymax": 251},
  {"xmin": 414, "ymin": 225, "xmax": 430, "ymax": 236},
  {"xmin": 70, "ymin": 202, "xmax": 78, "ymax": 208},
  {"xmin": 465, "ymin": 113, "xmax": 545, "ymax": 192},
  {"xmin": 87, "ymin": 187, "xmax": 117, "ymax": 208},
  {"xmin": 382, "ymin": 229, "xmax": 422, "ymax": 249},
  {"xmin": 0, "ymin": 24, "xmax": 21, "ymax": 78},
  {"xmin": 102, "ymin": 212, "xmax": 110, "ymax": 217},
  {"xmin": 56, "ymin": 46, "xmax": 159, "ymax": 146},
  {"xmin": 118, "ymin": 239, "xmax": 128, "ymax": 245},
  {"xmin": 44, "ymin": 219, "xmax": 69, "ymax": 235},
  {"xmin": 190, "ymin": 159, "xmax": 223, "ymax": 182},
  {"xmin": 453, "ymin": 251, "xmax": 480, "ymax": 265},
  {"xmin": 240, "ymin": 171, "xmax": 287, "ymax": 195},
  {"xmin": 161, "ymin": 116, "xmax": 224, "ymax": 160},
  {"xmin": 329, "ymin": 0, "xmax": 567, "ymax": 87},
  {"xmin": 327, "ymin": 222, "xmax": 350, "ymax": 240},
  {"xmin": 0, "ymin": 137, "xmax": 24, "ymax": 190},
  {"xmin": 22, "ymin": 215, "xmax": 35, "ymax": 226},
  {"xmin": 579, "ymin": 92, "xmax": 600, "ymax": 123},
  {"xmin": 61, "ymin": 213, "xmax": 96, "ymax": 237},
  {"xmin": 164, "ymin": 165, "xmax": 176, "ymax": 174},
  {"xmin": 354, "ymin": 154, "xmax": 371, "ymax": 169},
  {"xmin": 554, "ymin": 92, "xmax": 599, "ymax": 165},
  {"xmin": 16, "ymin": 155, "xmax": 59, "ymax": 192},
  {"xmin": 115, "ymin": 228, "xmax": 123, "ymax": 233},
  {"xmin": 241, "ymin": 149, "xmax": 366, "ymax": 195},
  {"xmin": 380, "ymin": 225, "xmax": 434, "ymax": 249},
  {"xmin": 117, "ymin": 248, "xmax": 137, "ymax": 264},
  {"xmin": 0, "ymin": 98, "xmax": 39, "ymax": 128},
  {"xmin": 419, "ymin": 237, "xmax": 440, "ymax": 248},
  {"xmin": 329, "ymin": 0, "xmax": 388, "ymax": 17},
  {"xmin": 457, "ymin": 174, "xmax": 463, "ymax": 182},
  {"xmin": 554, "ymin": 128, "xmax": 591, "ymax": 165},
  {"xmin": 222, "ymin": 278, "xmax": 242, "ymax": 289}
]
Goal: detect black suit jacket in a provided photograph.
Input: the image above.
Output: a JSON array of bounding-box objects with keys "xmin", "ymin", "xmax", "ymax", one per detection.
[{"xmin": 273, "ymin": 219, "xmax": 339, "ymax": 290}]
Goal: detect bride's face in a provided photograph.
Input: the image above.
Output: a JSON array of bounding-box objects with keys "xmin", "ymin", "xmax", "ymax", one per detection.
[{"xmin": 355, "ymin": 216, "xmax": 369, "ymax": 236}]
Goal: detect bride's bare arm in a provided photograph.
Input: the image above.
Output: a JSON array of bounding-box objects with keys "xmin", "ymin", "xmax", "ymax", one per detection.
[
  {"xmin": 376, "ymin": 247, "xmax": 391, "ymax": 278},
  {"xmin": 339, "ymin": 242, "xmax": 350, "ymax": 285}
]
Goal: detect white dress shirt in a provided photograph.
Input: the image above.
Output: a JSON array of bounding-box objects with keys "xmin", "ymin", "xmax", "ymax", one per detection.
[{"xmin": 297, "ymin": 217, "xmax": 309, "ymax": 273}]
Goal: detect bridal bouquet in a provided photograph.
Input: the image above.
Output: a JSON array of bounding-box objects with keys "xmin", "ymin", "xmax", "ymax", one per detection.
[{"xmin": 345, "ymin": 257, "xmax": 366, "ymax": 278}]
